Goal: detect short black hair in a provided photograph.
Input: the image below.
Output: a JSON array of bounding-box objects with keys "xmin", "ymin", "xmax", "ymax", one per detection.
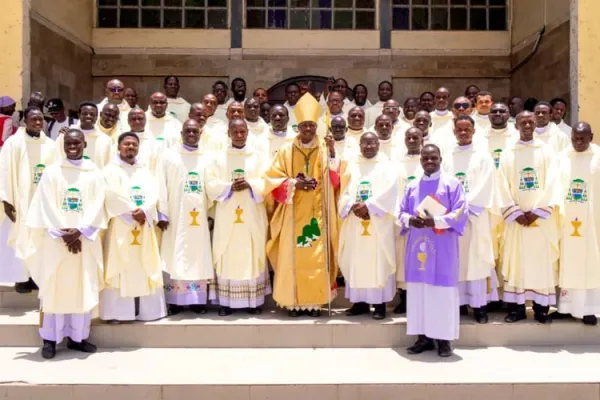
[
  {"xmin": 420, "ymin": 91, "xmax": 435, "ymax": 99},
  {"xmin": 118, "ymin": 131, "xmax": 140, "ymax": 145},
  {"xmin": 550, "ymin": 97, "xmax": 568, "ymax": 107},
  {"xmin": 212, "ymin": 80, "xmax": 228, "ymax": 90},
  {"xmin": 524, "ymin": 98, "xmax": 538, "ymax": 111},
  {"xmin": 378, "ymin": 81, "xmax": 393, "ymax": 89},
  {"xmin": 270, "ymin": 104, "xmax": 288, "ymax": 115},
  {"xmin": 335, "ymin": 78, "xmax": 349, "ymax": 87},
  {"xmin": 534, "ymin": 101, "xmax": 552, "ymax": 110},
  {"xmin": 352, "ymin": 84, "xmax": 368, "ymax": 96},
  {"xmin": 253, "ymin": 87, "xmax": 267, "ymax": 95},
  {"xmin": 476, "ymin": 91, "xmax": 492, "ymax": 99},
  {"xmin": 464, "ymin": 85, "xmax": 480, "ymax": 94},
  {"xmin": 231, "ymin": 77, "xmax": 246, "ymax": 86},
  {"xmin": 422, "ymin": 143, "xmax": 441, "ymax": 155},
  {"xmin": 23, "ymin": 106, "xmax": 42, "ymax": 120},
  {"xmin": 78, "ymin": 101, "xmax": 98, "ymax": 113},
  {"xmin": 454, "ymin": 115, "xmax": 475, "ymax": 126},
  {"xmin": 404, "ymin": 97, "xmax": 419, "ymax": 106},
  {"xmin": 164, "ymin": 75, "xmax": 179, "ymax": 85},
  {"xmin": 285, "ymin": 83, "xmax": 300, "ymax": 92}
]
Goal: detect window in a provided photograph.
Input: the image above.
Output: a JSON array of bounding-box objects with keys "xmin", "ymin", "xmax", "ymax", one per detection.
[
  {"xmin": 392, "ymin": 0, "xmax": 507, "ymax": 31},
  {"xmin": 97, "ymin": 0, "xmax": 229, "ymax": 29},
  {"xmin": 246, "ymin": 0, "xmax": 376, "ymax": 30}
]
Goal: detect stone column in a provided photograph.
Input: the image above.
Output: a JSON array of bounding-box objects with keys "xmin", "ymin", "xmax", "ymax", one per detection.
[
  {"xmin": 0, "ymin": 0, "xmax": 30, "ymax": 107},
  {"xmin": 570, "ymin": 0, "xmax": 600, "ymax": 136}
]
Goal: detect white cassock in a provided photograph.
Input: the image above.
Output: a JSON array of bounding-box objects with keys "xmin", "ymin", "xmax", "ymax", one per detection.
[
  {"xmin": 497, "ymin": 138, "xmax": 559, "ymax": 306},
  {"xmin": 157, "ymin": 144, "xmax": 215, "ymax": 306},
  {"xmin": 284, "ymin": 102, "xmax": 299, "ymax": 132},
  {"xmin": 56, "ymin": 126, "xmax": 113, "ymax": 169},
  {"xmin": 442, "ymin": 143, "xmax": 498, "ymax": 308},
  {"xmin": 535, "ymin": 123, "xmax": 570, "ymax": 154},
  {"xmin": 430, "ymin": 110, "xmax": 454, "ymax": 137},
  {"xmin": 0, "ymin": 129, "xmax": 56, "ymax": 283},
  {"xmin": 556, "ymin": 145, "xmax": 600, "ymax": 318},
  {"xmin": 338, "ymin": 153, "xmax": 398, "ymax": 304},
  {"xmin": 395, "ymin": 153, "xmax": 423, "ymax": 289},
  {"xmin": 25, "ymin": 158, "xmax": 106, "ymax": 342},
  {"xmin": 206, "ymin": 145, "xmax": 270, "ymax": 309},
  {"xmin": 100, "ymin": 157, "xmax": 166, "ymax": 322},
  {"xmin": 555, "ymin": 120, "xmax": 572, "ymax": 138},
  {"xmin": 97, "ymin": 98, "xmax": 131, "ymax": 132},
  {"xmin": 145, "ymin": 111, "xmax": 183, "ymax": 150}
]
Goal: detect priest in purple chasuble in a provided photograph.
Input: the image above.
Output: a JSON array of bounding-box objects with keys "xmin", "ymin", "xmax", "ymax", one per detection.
[{"xmin": 399, "ymin": 144, "xmax": 468, "ymax": 358}]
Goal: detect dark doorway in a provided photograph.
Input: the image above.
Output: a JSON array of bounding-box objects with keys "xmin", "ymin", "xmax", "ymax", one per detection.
[{"xmin": 266, "ymin": 75, "xmax": 352, "ymax": 105}]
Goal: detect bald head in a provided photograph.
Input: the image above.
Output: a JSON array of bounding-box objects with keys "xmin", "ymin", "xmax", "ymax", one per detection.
[
  {"xmin": 572, "ymin": 121, "xmax": 594, "ymax": 152},
  {"xmin": 105, "ymin": 79, "xmax": 126, "ymax": 105},
  {"xmin": 128, "ymin": 108, "xmax": 146, "ymax": 132},
  {"xmin": 202, "ymin": 94, "xmax": 218, "ymax": 117},
  {"xmin": 181, "ymin": 119, "xmax": 202, "ymax": 147},
  {"xmin": 149, "ymin": 92, "xmax": 168, "ymax": 118},
  {"xmin": 359, "ymin": 131, "xmax": 379, "ymax": 159},
  {"xmin": 383, "ymin": 99, "xmax": 401, "ymax": 122},
  {"xmin": 405, "ymin": 127, "xmax": 424, "ymax": 155},
  {"xmin": 100, "ymin": 103, "xmax": 120, "ymax": 129},
  {"xmin": 348, "ymin": 106, "xmax": 365, "ymax": 130},
  {"xmin": 189, "ymin": 102, "xmax": 207, "ymax": 128},
  {"xmin": 435, "ymin": 87, "xmax": 450, "ymax": 111},
  {"xmin": 227, "ymin": 101, "xmax": 245, "ymax": 120},
  {"xmin": 574, "ymin": 121, "xmax": 592, "ymax": 134}
]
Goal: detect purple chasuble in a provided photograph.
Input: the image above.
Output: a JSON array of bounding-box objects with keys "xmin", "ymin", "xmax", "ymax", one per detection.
[{"xmin": 400, "ymin": 172, "xmax": 467, "ymax": 287}]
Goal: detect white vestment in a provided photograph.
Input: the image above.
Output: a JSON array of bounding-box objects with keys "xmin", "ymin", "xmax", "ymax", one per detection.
[
  {"xmin": 145, "ymin": 112, "xmax": 183, "ymax": 149},
  {"xmin": 535, "ymin": 123, "xmax": 570, "ymax": 155}
]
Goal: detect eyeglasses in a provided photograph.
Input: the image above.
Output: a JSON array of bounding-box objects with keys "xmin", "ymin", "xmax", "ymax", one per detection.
[
  {"xmin": 490, "ymin": 109, "xmax": 508, "ymax": 114},
  {"xmin": 453, "ymin": 102, "xmax": 470, "ymax": 110},
  {"xmin": 384, "ymin": 107, "xmax": 400, "ymax": 111},
  {"xmin": 109, "ymin": 87, "xmax": 124, "ymax": 93}
]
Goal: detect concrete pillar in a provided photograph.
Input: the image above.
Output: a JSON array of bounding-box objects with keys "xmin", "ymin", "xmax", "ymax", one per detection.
[
  {"xmin": 0, "ymin": 0, "xmax": 30, "ymax": 107},
  {"xmin": 570, "ymin": 0, "xmax": 600, "ymax": 137}
]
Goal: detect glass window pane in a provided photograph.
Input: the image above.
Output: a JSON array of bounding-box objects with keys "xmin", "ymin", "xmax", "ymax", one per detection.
[
  {"xmin": 246, "ymin": 9, "xmax": 265, "ymax": 27},
  {"xmin": 207, "ymin": 9, "xmax": 227, "ymax": 27},
  {"xmin": 392, "ymin": 0, "xmax": 409, "ymax": 4},
  {"xmin": 186, "ymin": 0, "xmax": 205, "ymax": 5},
  {"xmin": 121, "ymin": 0, "xmax": 138, "ymax": 6},
  {"xmin": 185, "ymin": 9, "xmax": 205, "ymax": 27},
  {"xmin": 98, "ymin": 8, "xmax": 118, "ymax": 27},
  {"xmin": 312, "ymin": 0, "xmax": 332, "ymax": 6},
  {"xmin": 432, "ymin": 0, "xmax": 447, "ymax": 4},
  {"xmin": 268, "ymin": 0, "xmax": 287, "ymax": 6},
  {"xmin": 207, "ymin": 0, "xmax": 227, "ymax": 6},
  {"xmin": 412, "ymin": 7, "xmax": 428, "ymax": 30},
  {"xmin": 450, "ymin": 7, "xmax": 467, "ymax": 29},
  {"xmin": 355, "ymin": 11, "xmax": 375, "ymax": 29},
  {"xmin": 469, "ymin": 7, "xmax": 486, "ymax": 29},
  {"xmin": 98, "ymin": 0, "xmax": 117, "ymax": 5},
  {"xmin": 412, "ymin": 0, "xmax": 428, "ymax": 4},
  {"xmin": 489, "ymin": 7, "xmax": 506, "ymax": 30},
  {"xmin": 141, "ymin": 8, "xmax": 161, "ymax": 27},
  {"xmin": 164, "ymin": 9, "xmax": 183, "ymax": 27},
  {"xmin": 246, "ymin": 0, "xmax": 263, "ymax": 5},
  {"xmin": 489, "ymin": 0, "xmax": 505, "ymax": 5},
  {"xmin": 165, "ymin": 0, "xmax": 183, "ymax": 5},
  {"xmin": 290, "ymin": 0, "xmax": 310, "ymax": 7},
  {"xmin": 334, "ymin": 0, "xmax": 353, "ymax": 8},
  {"xmin": 290, "ymin": 10, "xmax": 310, "ymax": 28},
  {"xmin": 268, "ymin": 9, "xmax": 287, "ymax": 28},
  {"xmin": 356, "ymin": 0, "xmax": 375, "ymax": 7},
  {"xmin": 120, "ymin": 8, "xmax": 139, "ymax": 27},
  {"xmin": 392, "ymin": 7, "xmax": 409, "ymax": 29},
  {"xmin": 431, "ymin": 7, "xmax": 448, "ymax": 30},
  {"xmin": 141, "ymin": 0, "xmax": 160, "ymax": 5},
  {"xmin": 470, "ymin": 0, "xmax": 486, "ymax": 4},
  {"xmin": 312, "ymin": 9, "xmax": 332, "ymax": 28},
  {"xmin": 334, "ymin": 10, "xmax": 353, "ymax": 29},
  {"xmin": 450, "ymin": 0, "xmax": 466, "ymax": 4}
]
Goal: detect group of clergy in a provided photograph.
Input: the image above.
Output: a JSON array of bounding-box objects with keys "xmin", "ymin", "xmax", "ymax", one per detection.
[{"xmin": 0, "ymin": 74, "xmax": 594, "ymax": 361}]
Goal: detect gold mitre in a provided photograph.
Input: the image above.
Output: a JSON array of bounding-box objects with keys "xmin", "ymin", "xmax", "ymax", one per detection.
[{"xmin": 294, "ymin": 93, "xmax": 321, "ymax": 124}]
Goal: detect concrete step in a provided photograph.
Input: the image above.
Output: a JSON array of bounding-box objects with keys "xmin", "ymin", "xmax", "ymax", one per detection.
[
  {"xmin": 0, "ymin": 346, "xmax": 599, "ymax": 399},
  {"xmin": 0, "ymin": 308, "xmax": 598, "ymax": 348}
]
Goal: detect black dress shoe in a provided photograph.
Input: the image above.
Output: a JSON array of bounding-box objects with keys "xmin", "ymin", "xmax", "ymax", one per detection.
[
  {"xmin": 41, "ymin": 340, "xmax": 56, "ymax": 359},
  {"xmin": 309, "ymin": 309, "xmax": 321, "ymax": 317},
  {"xmin": 437, "ymin": 340, "xmax": 453, "ymax": 357},
  {"xmin": 336, "ymin": 276, "xmax": 345, "ymax": 287},
  {"xmin": 473, "ymin": 307, "xmax": 488, "ymax": 324},
  {"xmin": 247, "ymin": 307, "xmax": 262, "ymax": 315},
  {"xmin": 345, "ymin": 302, "xmax": 370, "ymax": 316},
  {"xmin": 288, "ymin": 309, "xmax": 300, "ymax": 317},
  {"xmin": 393, "ymin": 290, "xmax": 407, "ymax": 314},
  {"xmin": 407, "ymin": 335, "xmax": 435, "ymax": 354},
  {"xmin": 66, "ymin": 338, "xmax": 97, "ymax": 353},
  {"xmin": 218, "ymin": 306, "xmax": 232, "ymax": 316},
  {"xmin": 29, "ymin": 278, "xmax": 38, "ymax": 290},
  {"xmin": 372, "ymin": 304, "xmax": 386, "ymax": 320},
  {"xmin": 533, "ymin": 304, "xmax": 551, "ymax": 324},
  {"xmin": 486, "ymin": 300, "xmax": 503, "ymax": 312},
  {"xmin": 504, "ymin": 304, "xmax": 527, "ymax": 323},
  {"xmin": 14, "ymin": 281, "xmax": 32, "ymax": 294},
  {"xmin": 460, "ymin": 305, "xmax": 469, "ymax": 316},
  {"xmin": 583, "ymin": 315, "xmax": 598, "ymax": 326},
  {"xmin": 189, "ymin": 305, "xmax": 207, "ymax": 314},
  {"xmin": 549, "ymin": 311, "xmax": 571, "ymax": 320},
  {"xmin": 168, "ymin": 304, "xmax": 183, "ymax": 316}
]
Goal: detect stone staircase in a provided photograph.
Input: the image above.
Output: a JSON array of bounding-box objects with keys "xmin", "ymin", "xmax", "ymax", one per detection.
[{"xmin": 1, "ymin": 283, "xmax": 600, "ymax": 399}]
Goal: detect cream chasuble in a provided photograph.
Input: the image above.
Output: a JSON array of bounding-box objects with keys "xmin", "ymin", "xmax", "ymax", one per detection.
[
  {"xmin": 167, "ymin": 97, "xmax": 191, "ymax": 123},
  {"xmin": 0, "ymin": 130, "xmax": 57, "ymax": 258},
  {"xmin": 205, "ymin": 116, "xmax": 227, "ymax": 135},
  {"xmin": 379, "ymin": 137, "xmax": 405, "ymax": 162},
  {"xmin": 556, "ymin": 120, "xmax": 572, "ymax": 138},
  {"xmin": 263, "ymin": 138, "xmax": 339, "ymax": 307},
  {"xmin": 157, "ymin": 146, "xmax": 214, "ymax": 281},
  {"xmin": 214, "ymin": 98, "xmax": 235, "ymax": 123},
  {"xmin": 145, "ymin": 111, "xmax": 182, "ymax": 149},
  {"xmin": 265, "ymin": 127, "xmax": 296, "ymax": 159},
  {"xmin": 365, "ymin": 101, "xmax": 383, "ymax": 129},
  {"xmin": 284, "ymin": 102, "xmax": 299, "ymax": 132},
  {"xmin": 96, "ymin": 120, "xmax": 121, "ymax": 144},
  {"xmin": 97, "ymin": 98, "xmax": 131, "ymax": 132},
  {"xmin": 556, "ymin": 146, "xmax": 600, "ymax": 290},
  {"xmin": 334, "ymin": 137, "xmax": 359, "ymax": 162},
  {"xmin": 56, "ymin": 127, "xmax": 112, "ymax": 169},
  {"xmin": 535, "ymin": 123, "xmax": 570, "ymax": 154},
  {"xmin": 473, "ymin": 113, "xmax": 491, "ymax": 130},
  {"xmin": 346, "ymin": 128, "xmax": 365, "ymax": 143},
  {"xmin": 338, "ymin": 153, "xmax": 398, "ymax": 289},
  {"xmin": 430, "ymin": 111, "xmax": 453, "ymax": 136},
  {"xmin": 127, "ymin": 130, "xmax": 161, "ymax": 174},
  {"xmin": 206, "ymin": 146, "xmax": 268, "ymax": 281},
  {"xmin": 25, "ymin": 159, "xmax": 107, "ymax": 314},
  {"xmin": 498, "ymin": 139, "xmax": 559, "ymax": 292},
  {"xmin": 103, "ymin": 158, "xmax": 162, "ymax": 298},
  {"xmin": 442, "ymin": 144, "xmax": 496, "ymax": 282},
  {"xmin": 342, "ymin": 100, "xmax": 372, "ymax": 116},
  {"xmin": 247, "ymin": 118, "xmax": 270, "ymax": 140}
]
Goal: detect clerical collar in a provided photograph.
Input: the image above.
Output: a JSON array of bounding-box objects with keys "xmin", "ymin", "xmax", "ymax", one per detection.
[
  {"xmin": 81, "ymin": 128, "xmax": 94, "ymax": 135},
  {"xmin": 67, "ymin": 158, "xmax": 83, "ymax": 166},
  {"xmin": 422, "ymin": 170, "xmax": 441, "ymax": 180},
  {"xmin": 272, "ymin": 129, "xmax": 287, "ymax": 137},
  {"xmin": 117, "ymin": 155, "xmax": 138, "ymax": 166},
  {"xmin": 231, "ymin": 144, "xmax": 246, "ymax": 151},
  {"xmin": 335, "ymin": 137, "xmax": 346, "ymax": 142},
  {"xmin": 405, "ymin": 152, "xmax": 420, "ymax": 158},
  {"xmin": 25, "ymin": 130, "xmax": 41, "ymax": 139},
  {"xmin": 475, "ymin": 112, "xmax": 489, "ymax": 120},
  {"xmin": 518, "ymin": 139, "xmax": 534, "ymax": 145},
  {"xmin": 379, "ymin": 137, "xmax": 392, "ymax": 144},
  {"xmin": 458, "ymin": 143, "xmax": 472, "ymax": 150},
  {"xmin": 491, "ymin": 126, "xmax": 508, "ymax": 133},
  {"xmin": 536, "ymin": 125, "xmax": 549, "ymax": 134},
  {"xmin": 435, "ymin": 109, "xmax": 449, "ymax": 116},
  {"xmin": 330, "ymin": 112, "xmax": 343, "ymax": 119},
  {"xmin": 300, "ymin": 139, "xmax": 315, "ymax": 148},
  {"xmin": 182, "ymin": 143, "xmax": 198, "ymax": 152}
]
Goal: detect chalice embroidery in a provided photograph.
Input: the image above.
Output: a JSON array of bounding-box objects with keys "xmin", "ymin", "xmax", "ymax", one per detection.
[
  {"xmin": 417, "ymin": 242, "xmax": 427, "ymax": 271},
  {"xmin": 361, "ymin": 220, "xmax": 371, "ymax": 236},
  {"xmin": 131, "ymin": 225, "xmax": 141, "ymax": 246},
  {"xmin": 571, "ymin": 217, "xmax": 582, "ymax": 237},
  {"xmin": 190, "ymin": 208, "xmax": 200, "ymax": 226},
  {"xmin": 234, "ymin": 206, "xmax": 244, "ymax": 224}
]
